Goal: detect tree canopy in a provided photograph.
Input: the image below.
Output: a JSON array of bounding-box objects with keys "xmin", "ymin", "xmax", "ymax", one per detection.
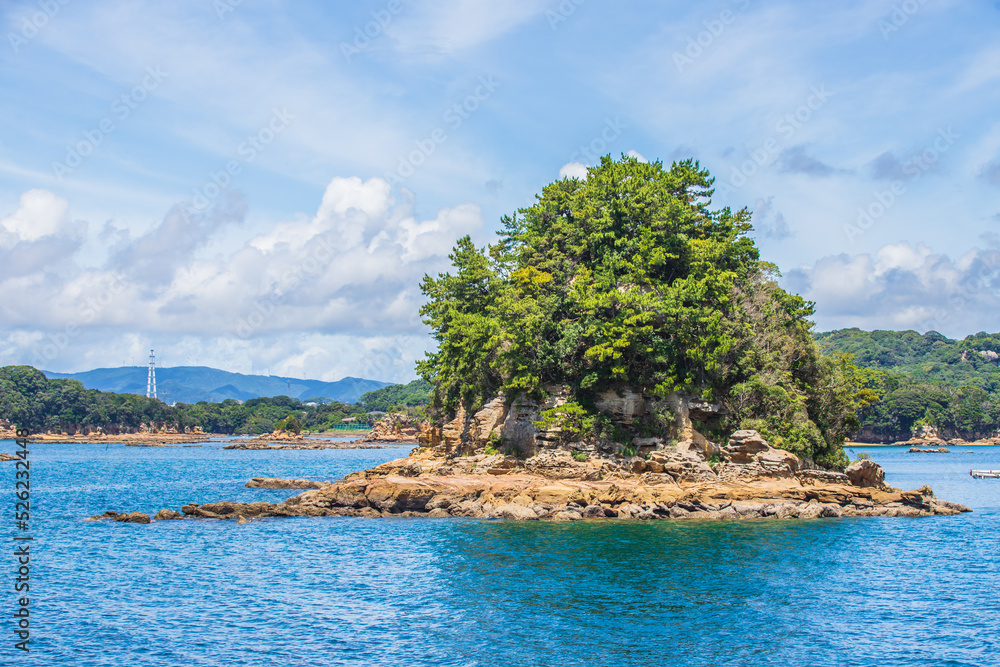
[{"xmin": 418, "ymin": 155, "xmax": 862, "ymax": 467}]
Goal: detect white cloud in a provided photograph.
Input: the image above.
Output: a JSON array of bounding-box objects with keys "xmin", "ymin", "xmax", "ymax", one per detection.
[
  {"xmin": 0, "ymin": 189, "xmax": 72, "ymax": 245},
  {"xmin": 784, "ymin": 241, "xmax": 1000, "ymax": 336},
  {"xmin": 559, "ymin": 162, "xmax": 589, "ymax": 180},
  {"xmin": 0, "ymin": 177, "xmax": 482, "ymax": 378}
]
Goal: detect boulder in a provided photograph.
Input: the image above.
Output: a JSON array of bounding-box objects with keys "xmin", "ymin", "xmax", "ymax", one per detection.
[
  {"xmin": 722, "ymin": 430, "xmax": 770, "ymax": 463},
  {"xmin": 489, "ymin": 503, "xmax": 539, "ymax": 521},
  {"xmin": 115, "ymin": 511, "xmax": 151, "ymax": 524},
  {"xmin": 845, "ymin": 459, "xmax": 887, "ymax": 489},
  {"xmin": 154, "ymin": 509, "xmax": 182, "ymax": 521}
]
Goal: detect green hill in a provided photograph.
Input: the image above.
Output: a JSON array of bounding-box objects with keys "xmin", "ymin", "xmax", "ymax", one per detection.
[
  {"xmin": 814, "ymin": 328, "xmax": 1000, "ymax": 393},
  {"xmin": 815, "ymin": 328, "xmax": 1000, "ymax": 442},
  {"xmin": 42, "ymin": 366, "xmax": 390, "ymax": 404}
]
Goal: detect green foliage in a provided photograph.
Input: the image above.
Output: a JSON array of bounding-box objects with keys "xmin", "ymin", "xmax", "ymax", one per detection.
[
  {"xmin": 0, "ymin": 368, "xmax": 431, "ymax": 437},
  {"xmin": 533, "ymin": 401, "xmax": 594, "ymax": 443},
  {"xmin": 816, "ymin": 328, "xmax": 1000, "ymax": 441},
  {"xmin": 358, "ymin": 379, "xmax": 432, "ymax": 414},
  {"xmin": 417, "ymin": 155, "xmax": 858, "ymax": 467},
  {"xmin": 621, "ymin": 445, "xmax": 638, "ymax": 457},
  {"xmin": 571, "ymin": 451, "xmax": 587, "ymax": 462},
  {"xmin": 274, "ymin": 414, "xmax": 303, "ymax": 434},
  {"xmin": 484, "ymin": 443, "xmax": 499, "ymax": 455}
]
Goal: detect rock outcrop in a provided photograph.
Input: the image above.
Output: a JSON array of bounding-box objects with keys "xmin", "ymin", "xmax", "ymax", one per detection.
[
  {"xmin": 845, "ymin": 459, "xmax": 888, "ymax": 490},
  {"xmin": 245, "ymin": 477, "xmax": 329, "ymax": 489},
  {"xmin": 224, "ymin": 439, "xmax": 386, "ymax": 450},
  {"xmin": 419, "ymin": 387, "xmax": 726, "ymax": 459},
  {"xmin": 361, "ymin": 414, "xmax": 431, "ymax": 444},
  {"xmin": 96, "ymin": 429, "xmax": 971, "ymax": 523}
]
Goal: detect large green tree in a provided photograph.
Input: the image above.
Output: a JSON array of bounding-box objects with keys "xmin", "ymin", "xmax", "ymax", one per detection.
[{"xmin": 418, "ymin": 155, "xmax": 860, "ymax": 467}]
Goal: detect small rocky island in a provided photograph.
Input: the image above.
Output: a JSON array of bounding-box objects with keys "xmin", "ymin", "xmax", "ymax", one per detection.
[
  {"xmin": 90, "ymin": 157, "xmax": 971, "ymax": 524},
  {"xmin": 94, "ymin": 393, "xmax": 970, "ymax": 523}
]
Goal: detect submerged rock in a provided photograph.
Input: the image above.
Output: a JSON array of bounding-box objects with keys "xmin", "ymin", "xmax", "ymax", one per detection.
[{"xmin": 245, "ymin": 477, "xmax": 329, "ymax": 489}]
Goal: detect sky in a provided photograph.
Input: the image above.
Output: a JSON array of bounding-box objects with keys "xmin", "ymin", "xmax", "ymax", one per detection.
[{"xmin": 1, "ymin": 0, "xmax": 999, "ymax": 384}]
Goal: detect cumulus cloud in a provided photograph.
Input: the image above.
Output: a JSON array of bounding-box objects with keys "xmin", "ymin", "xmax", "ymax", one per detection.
[
  {"xmin": 0, "ymin": 177, "xmax": 483, "ymax": 380},
  {"xmin": 559, "ymin": 162, "xmax": 589, "ymax": 180},
  {"xmin": 783, "ymin": 242, "xmax": 1000, "ymax": 336}
]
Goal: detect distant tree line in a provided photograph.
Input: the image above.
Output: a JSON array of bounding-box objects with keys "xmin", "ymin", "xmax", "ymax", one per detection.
[
  {"xmin": 0, "ymin": 366, "xmax": 430, "ymax": 435},
  {"xmin": 818, "ymin": 329, "xmax": 1000, "ymax": 441}
]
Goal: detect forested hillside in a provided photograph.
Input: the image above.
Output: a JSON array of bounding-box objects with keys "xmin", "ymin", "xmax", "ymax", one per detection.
[
  {"xmin": 0, "ymin": 366, "xmax": 430, "ymax": 435},
  {"xmin": 816, "ymin": 328, "xmax": 1000, "ymax": 441}
]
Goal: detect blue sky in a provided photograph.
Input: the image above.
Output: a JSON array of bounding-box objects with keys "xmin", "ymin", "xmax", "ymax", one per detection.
[{"xmin": 1, "ymin": 0, "xmax": 999, "ymax": 383}]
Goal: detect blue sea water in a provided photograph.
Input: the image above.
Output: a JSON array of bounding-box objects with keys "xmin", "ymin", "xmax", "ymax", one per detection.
[{"xmin": 1, "ymin": 440, "xmax": 999, "ymax": 667}]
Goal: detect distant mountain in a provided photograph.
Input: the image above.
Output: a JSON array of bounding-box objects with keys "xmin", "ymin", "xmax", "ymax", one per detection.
[{"xmin": 42, "ymin": 366, "xmax": 391, "ymax": 405}]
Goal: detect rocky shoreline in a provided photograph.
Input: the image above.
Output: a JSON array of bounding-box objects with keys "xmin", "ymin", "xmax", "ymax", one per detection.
[
  {"xmin": 91, "ymin": 429, "xmax": 971, "ymax": 524},
  {"xmin": 223, "ymin": 438, "xmax": 388, "ymax": 450},
  {"xmin": 22, "ymin": 431, "xmax": 213, "ymax": 445}
]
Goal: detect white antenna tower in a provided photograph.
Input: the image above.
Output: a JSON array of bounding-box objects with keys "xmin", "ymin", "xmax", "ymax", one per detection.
[{"xmin": 146, "ymin": 349, "xmax": 157, "ymax": 399}]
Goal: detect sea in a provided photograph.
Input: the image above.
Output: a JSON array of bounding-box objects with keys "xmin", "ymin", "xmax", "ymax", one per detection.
[{"xmin": 1, "ymin": 438, "xmax": 998, "ymax": 667}]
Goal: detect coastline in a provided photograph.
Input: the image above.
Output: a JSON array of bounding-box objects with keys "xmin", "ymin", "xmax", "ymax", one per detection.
[{"xmin": 94, "ymin": 430, "xmax": 972, "ymax": 524}]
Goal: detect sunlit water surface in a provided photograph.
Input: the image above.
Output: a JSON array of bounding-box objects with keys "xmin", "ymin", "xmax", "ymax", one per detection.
[{"xmin": 1, "ymin": 440, "xmax": 998, "ymax": 666}]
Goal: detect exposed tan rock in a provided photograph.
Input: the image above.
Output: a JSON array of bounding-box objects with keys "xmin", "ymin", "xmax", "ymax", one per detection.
[
  {"xmin": 845, "ymin": 459, "xmax": 888, "ymax": 490},
  {"xmin": 245, "ymin": 477, "xmax": 329, "ymax": 489}
]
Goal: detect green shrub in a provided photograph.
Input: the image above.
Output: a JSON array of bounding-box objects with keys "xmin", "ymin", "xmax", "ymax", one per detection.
[
  {"xmin": 572, "ymin": 451, "xmax": 587, "ymax": 462},
  {"xmin": 533, "ymin": 401, "xmax": 594, "ymax": 444}
]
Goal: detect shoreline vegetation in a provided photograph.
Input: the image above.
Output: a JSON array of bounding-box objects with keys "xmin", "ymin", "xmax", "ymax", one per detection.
[{"xmin": 88, "ymin": 157, "xmax": 972, "ymax": 523}]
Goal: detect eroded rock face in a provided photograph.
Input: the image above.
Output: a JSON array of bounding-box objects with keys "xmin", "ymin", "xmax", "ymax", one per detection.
[
  {"xmin": 845, "ymin": 459, "xmax": 888, "ymax": 490},
  {"xmin": 722, "ymin": 430, "xmax": 771, "ymax": 463}
]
